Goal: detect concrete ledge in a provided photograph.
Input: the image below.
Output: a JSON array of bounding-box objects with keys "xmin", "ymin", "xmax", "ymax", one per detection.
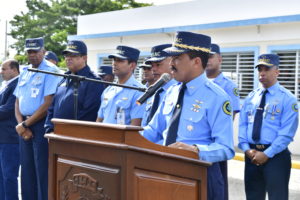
[{"xmin": 234, "ymin": 153, "xmax": 300, "ymax": 169}]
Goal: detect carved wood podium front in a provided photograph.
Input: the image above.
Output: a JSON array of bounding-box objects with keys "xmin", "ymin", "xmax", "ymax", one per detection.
[{"xmin": 46, "ymin": 119, "xmax": 211, "ymax": 200}]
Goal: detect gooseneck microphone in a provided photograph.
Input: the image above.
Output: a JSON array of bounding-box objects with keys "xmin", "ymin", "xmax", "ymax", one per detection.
[
  {"xmin": 27, "ymin": 68, "xmax": 146, "ymax": 92},
  {"xmin": 136, "ymin": 73, "xmax": 171, "ymax": 105}
]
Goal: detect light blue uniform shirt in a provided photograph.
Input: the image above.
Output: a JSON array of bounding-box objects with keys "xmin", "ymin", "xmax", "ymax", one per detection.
[
  {"xmin": 141, "ymin": 79, "xmax": 177, "ymax": 127},
  {"xmin": 98, "ymin": 75, "xmax": 146, "ymax": 125},
  {"xmin": 238, "ymin": 82, "xmax": 298, "ymax": 158},
  {"xmin": 213, "ymin": 72, "xmax": 240, "ymax": 112},
  {"xmin": 14, "ymin": 59, "xmax": 61, "ymax": 116},
  {"xmin": 142, "ymin": 73, "xmax": 235, "ymax": 162}
]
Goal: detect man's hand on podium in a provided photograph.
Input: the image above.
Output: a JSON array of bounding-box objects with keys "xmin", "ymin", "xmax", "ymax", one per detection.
[{"xmin": 168, "ymin": 142, "xmax": 199, "ymax": 154}]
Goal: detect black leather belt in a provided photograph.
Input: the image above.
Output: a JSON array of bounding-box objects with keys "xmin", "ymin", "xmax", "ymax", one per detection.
[{"xmin": 249, "ymin": 144, "xmax": 271, "ymax": 151}]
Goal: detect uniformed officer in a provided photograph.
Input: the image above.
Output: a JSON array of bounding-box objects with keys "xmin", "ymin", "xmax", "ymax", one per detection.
[
  {"xmin": 141, "ymin": 44, "xmax": 177, "ymax": 128},
  {"xmin": 238, "ymin": 54, "xmax": 298, "ymax": 200},
  {"xmin": 98, "ymin": 65, "xmax": 114, "ymax": 85},
  {"xmin": 206, "ymin": 43, "xmax": 241, "ymax": 200},
  {"xmin": 138, "ymin": 60, "xmax": 155, "ymax": 87},
  {"xmin": 206, "ymin": 43, "xmax": 240, "ymax": 117},
  {"xmin": 45, "ymin": 51, "xmax": 59, "ymax": 65},
  {"xmin": 0, "ymin": 59, "xmax": 20, "ymax": 200},
  {"xmin": 142, "ymin": 31, "xmax": 235, "ymax": 200},
  {"xmin": 96, "ymin": 45, "xmax": 145, "ymax": 126},
  {"xmin": 45, "ymin": 40, "xmax": 105, "ymax": 133},
  {"xmin": 14, "ymin": 37, "xmax": 61, "ymax": 200}
]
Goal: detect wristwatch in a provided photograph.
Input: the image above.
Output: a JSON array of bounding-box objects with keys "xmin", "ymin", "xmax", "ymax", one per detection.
[
  {"xmin": 193, "ymin": 144, "xmax": 199, "ymax": 153},
  {"xmin": 22, "ymin": 121, "xmax": 29, "ymax": 129}
]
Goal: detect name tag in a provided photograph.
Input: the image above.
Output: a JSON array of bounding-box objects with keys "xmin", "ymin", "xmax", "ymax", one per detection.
[{"xmin": 31, "ymin": 88, "xmax": 39, "ymax": 98}]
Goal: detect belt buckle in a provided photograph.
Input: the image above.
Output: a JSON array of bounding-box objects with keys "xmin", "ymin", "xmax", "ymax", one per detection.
[{"xmin": 256, "ymin": 144, "xmax": 265, "ymax": 150}]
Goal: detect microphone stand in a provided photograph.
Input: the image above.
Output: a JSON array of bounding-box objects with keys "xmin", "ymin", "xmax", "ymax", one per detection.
[{"xmin": 28, "ymin": 68, "xmax": 146, "ymax": 120}]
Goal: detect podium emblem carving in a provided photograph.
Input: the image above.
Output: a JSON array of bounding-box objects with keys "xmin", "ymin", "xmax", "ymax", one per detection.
[{"xmin": 60, "ymin": 172, "xmax": 111, "ymax": 200}]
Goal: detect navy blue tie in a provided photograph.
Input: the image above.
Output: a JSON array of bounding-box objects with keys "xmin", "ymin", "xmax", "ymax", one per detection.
[
  {"xmin": 165, "ymin": 84, "xmax": 186, "ymax": 146},
  {"xmin": 252, "ymin": 89, "xmax": 268, "ymax": 142},
  {"xmin": 147, "ymin": 88, "xmax": 164, "ymax": 124}
]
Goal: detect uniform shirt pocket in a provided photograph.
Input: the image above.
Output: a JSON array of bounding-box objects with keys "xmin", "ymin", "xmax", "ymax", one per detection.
[{"xmin": 265, "ymin": 104, "xmax": 281, "ymax": 124}]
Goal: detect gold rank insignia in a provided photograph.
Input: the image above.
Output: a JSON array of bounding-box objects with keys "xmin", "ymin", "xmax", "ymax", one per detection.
[
  {"xmin": 122, "ymin": 97, "xmax": 128, "ymax": 100},
  {"xmin": 292, "ymin": 103, "xmax": 298, "ymax": 112},
  {"xmin": 187, "ymin": 125, "xmax": 193, "ymax": 131},
  {"xmin": 222, "ymin": 101, "xmax": 232, "ymax": 115},
  {"xmin": 191, "ymin": 100, "xmax": 203, "ymax": 112}
]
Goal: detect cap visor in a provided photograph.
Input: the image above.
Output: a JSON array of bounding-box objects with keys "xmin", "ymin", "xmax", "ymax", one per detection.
[
  {"xmin": 139, "ymin": 65, "xmax": 152, "ymax": 68},
  {"xmin": 25, "ymin": 47, "xmax": 42, "ymax": 51},
  {"xmin": 145, "ymin": 56, "xmax": 166, "ymax": 64},
  {"xmin": 62, "ymin": 49, "xmax": 81, "ymax": 55},
  {"xmin": 163, "ymin": 47, "xmax": 188, "ymax": 56},
  {"xmin": 108, "ymin": 54, "xmax": 128, "ymax": 60},
  {"xmin": 255, "ymin": 62, "xmax": 274, "ymax": 68}
]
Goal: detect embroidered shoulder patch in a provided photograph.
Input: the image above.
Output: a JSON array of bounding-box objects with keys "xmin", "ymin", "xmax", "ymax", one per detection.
[
  {"xmin": 233, "ymin": 87, "xmax": 239, "ymax": 97},
  {"xmin": 292, "ymin": 103, "xmax": 298, "ymax": 112},
  {"xmin": 222, "ymin": 101, "xmax": 232, "ymax": 115}
]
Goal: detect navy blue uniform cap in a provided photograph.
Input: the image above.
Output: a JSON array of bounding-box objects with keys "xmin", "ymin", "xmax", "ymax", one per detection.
[
  {"xmin": 145, "ymin": 44, "xmax": 172, "ymax": 64},
  {"xmin": 25, "ymin": 37, "xmax": 44, "ymax": 51},
  {"xmin": 63, "ymin": 40, "xmax": 87, "ymax": 55},
  {"xmin": 45, "ymin": 51, "xmax": 58, "ymax": 62},
  {"xmin": 255, "ymin": 54, "xmax": 279, "ymax": 68},
  {"xmin": 164, "ymin": 31, "xmax": 211, "ymax": 56},
  {"xmin": 98, "ymin": 65, "xmax": 113, "ymax": 75},
  {"xmin": 210, "ymin": 43, "xmax": 220, "ymax": 55},
  {"xmin": 108, "ymin": 45, "xmax": 140, "ymax": 62}
]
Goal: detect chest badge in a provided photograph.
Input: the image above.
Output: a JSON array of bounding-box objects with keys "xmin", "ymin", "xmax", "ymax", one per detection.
[{"xmin": 191, "ymin": 100, "xmax": 203, "ymax": 112}]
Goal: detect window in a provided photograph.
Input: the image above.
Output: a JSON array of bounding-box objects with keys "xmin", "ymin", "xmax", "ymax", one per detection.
[
  {"xmin": 221, "ymin": 52, "xmax": 255, "ymax": 98},
  {"xmin": 272, "ymin": 50, "xmax": 300, "ymax": 100}
]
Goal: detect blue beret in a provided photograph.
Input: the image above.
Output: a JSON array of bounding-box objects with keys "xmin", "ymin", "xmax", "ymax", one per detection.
[
  {"xmin": 25, "ymin": 37, "xmax": 44, "ymax": 51},
  {"xmin": 63, "ymin": 40, "xmax": 87, "ymax": 55},
  {"xmin": 145, "ymin": 44, "xmax": 172, "ymax": 64},
  {"xmin": 164, "ymin": 31, "xmax": 211, "ymax": 56},
  {"xmin": 108, "ymin": 45, "xmax": 140, "ymax": 62},
  {"xmin": 256, "ymin": 54, "xmax": 279, "ymax": 68},
  {"xmin": 45, "ymin": 51, "xmax": 58, "ymax": 63}
]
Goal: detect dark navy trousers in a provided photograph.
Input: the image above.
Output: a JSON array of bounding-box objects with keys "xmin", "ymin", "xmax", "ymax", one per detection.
[
  {"xmin": 244, "ymin": 149, "xmax": 291, "ymax": 200},
  {"xmin": 0, "ymin": 144, "xmax": 20, "ymax": 200},
  {"xmin": 219, "ymin": 160, "xmax": 228, "ymax": 200},
  {"xmin": 19, "ymin": 118, "xmax": 48, "ymax": 200},
  {"xmin": 207, "ymin": 162, "xmax": 225, "ymax": 200}
]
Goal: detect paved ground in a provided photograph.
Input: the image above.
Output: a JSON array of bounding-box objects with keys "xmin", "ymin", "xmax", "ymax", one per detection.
[{"xmin": 228, "ymin": 160, "xmax": 300, "ymax": 199}]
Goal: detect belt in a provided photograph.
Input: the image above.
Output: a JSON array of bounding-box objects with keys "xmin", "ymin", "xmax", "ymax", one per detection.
[{"xmin": 249, "ymin": 144, "xmax": 271, "ymax": 151}]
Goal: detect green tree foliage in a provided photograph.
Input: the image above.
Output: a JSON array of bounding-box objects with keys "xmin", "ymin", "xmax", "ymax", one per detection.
[{"xmin": 10, "ymin": 0, "xmax": 151, "ymax": 65}]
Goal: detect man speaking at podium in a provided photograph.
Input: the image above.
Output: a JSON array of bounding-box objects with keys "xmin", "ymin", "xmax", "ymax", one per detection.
[
  {"xmin": 45, "ymin": 40, "xmax": 104, "ymax": 133},
  {"xmin": 142, "ymin": 31, "xmax": 234, "ymax": 200}
]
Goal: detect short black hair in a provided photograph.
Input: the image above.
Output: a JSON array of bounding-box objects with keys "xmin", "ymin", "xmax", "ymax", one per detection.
[
  {"xmin": 187, "ymin": 50, "xmax": 209, "ymax": 69},
  {"xmin": 128, "ymin": 59, "xmax": 137, "ymax": 65},
  {"xmin": 9, "ymin": 60, "xmax": 20, "ymax": 73}
]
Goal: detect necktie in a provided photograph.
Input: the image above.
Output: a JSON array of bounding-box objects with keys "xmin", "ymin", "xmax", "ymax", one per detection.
[
  {"xmin": 146, "ymin": 88, "xmax": 164, "ymax": 123},
  {"xmin": 165, "ymin": 84, "xmax": 187, "ymax": 146},
  {"xmin": 252, "ymin": 89, "xmax": 268, "ymax": 142}
]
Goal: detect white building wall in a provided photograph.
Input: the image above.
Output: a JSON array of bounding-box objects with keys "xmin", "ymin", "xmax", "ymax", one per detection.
[{"xmin": 73, "ymin": 1, "xmax": 300, "ymax": 155}]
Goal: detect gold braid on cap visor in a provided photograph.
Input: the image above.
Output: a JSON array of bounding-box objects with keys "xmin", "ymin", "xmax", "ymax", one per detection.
[{"xmin": 174, "ymin": 43, "xmax": 210, "ymax": 53}]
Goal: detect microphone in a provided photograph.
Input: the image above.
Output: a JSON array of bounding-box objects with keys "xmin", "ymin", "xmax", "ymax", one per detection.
[{"xmin": 136, "ymin": 73, "xmax": 171, "ymax": 105}]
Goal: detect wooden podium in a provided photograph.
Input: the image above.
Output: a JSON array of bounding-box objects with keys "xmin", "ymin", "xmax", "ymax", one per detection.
[{"xmin": 46, "ymin": 119, "xmax": 211, "ymax": 200}]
